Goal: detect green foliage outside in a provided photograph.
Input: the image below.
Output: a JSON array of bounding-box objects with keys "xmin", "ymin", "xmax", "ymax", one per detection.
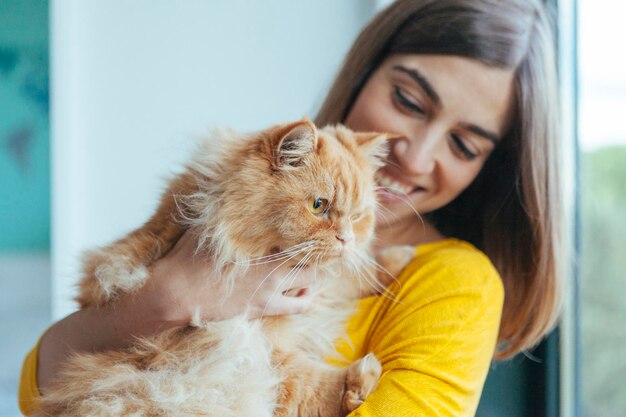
[{"xmin": 581, "ymin": 145, "xmax": 626, "ymax": 417}]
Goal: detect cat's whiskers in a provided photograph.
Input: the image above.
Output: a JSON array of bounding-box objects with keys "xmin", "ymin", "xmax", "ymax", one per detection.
[
  {"xmin": 313, "ymin": 252, "xmax": 323, "ymax": 283},
  {"xmin": 352, "ymin": 254, "xmax": 379, "ymax": 298},
  {"xmin": 234, "ymin": 241, "xmax": 316, "ymax": 266},
  {"xmin": 344, "ymin": 256, "xmax": 365, "ymax": 299},
  {"xmin": 381, "ymin": 159, "xmax": 404, "ymax": 171},
  {"xmin": 347, "ymin": 253, "xmax": 376, "ymax": 301},
  {"xmin": 356, "ymin": 250, "xmax": 396, "ymax": 283},
  {"xmin": 353, "ymin": 251, "xmax": 401, "ymax": 303},
  {"xmin": 374, "ymin": 199, "xmax": 399, "ymax": 225},
  {"xmin": 286, "ymin": 251, "xmax": 315, "ymax": 290},
  {"xmin": 261, "ymin": 250, "xmax": 316, "ymax": 317},
  {"xmin": 247, "ymin": 244, "xmax": 316, "ymax": 307},
  {"xmin": 375, "ymin": 186, "xmax": 425, "ymax": 229}
]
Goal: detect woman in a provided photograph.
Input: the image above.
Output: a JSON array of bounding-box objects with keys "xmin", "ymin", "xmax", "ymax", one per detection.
[{"xmin": 20, "ymin": 0, "xmax": 563, "ymax": 415}]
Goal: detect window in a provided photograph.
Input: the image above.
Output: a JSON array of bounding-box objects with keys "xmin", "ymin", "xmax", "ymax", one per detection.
[{"xmin": 579, "ymin": 0, "xmax": 626, "ymax": 416}]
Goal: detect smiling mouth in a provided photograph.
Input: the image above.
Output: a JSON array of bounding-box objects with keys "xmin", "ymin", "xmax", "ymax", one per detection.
[{"xmin": 375, "ymin": 171, "xmax": 425, "ymax": 197}]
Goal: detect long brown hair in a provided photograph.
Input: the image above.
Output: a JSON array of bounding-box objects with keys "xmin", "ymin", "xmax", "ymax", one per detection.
[{"xmin": 316, "ymin": 0, "xmax": 563, "ymax": 359}]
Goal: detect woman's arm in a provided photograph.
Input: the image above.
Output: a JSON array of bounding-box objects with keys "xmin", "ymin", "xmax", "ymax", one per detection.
[
  {"xmin": 30, "ymin": 231, "xmax": 316, "ymax": 395},
  {"xmin": 339, "ymin": 240, "xmax": 504, "ymax": 417}
]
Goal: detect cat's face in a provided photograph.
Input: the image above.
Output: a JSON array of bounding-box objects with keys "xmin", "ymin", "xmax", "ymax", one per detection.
[{"xmin": 221, "ymin": 120, "xmax": 388, "ymax": 266}]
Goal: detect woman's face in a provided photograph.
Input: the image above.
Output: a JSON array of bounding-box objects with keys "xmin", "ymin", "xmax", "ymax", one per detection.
[{"xmin": 344, "ymin": 54, "xmax": 515, "ymax": 228}]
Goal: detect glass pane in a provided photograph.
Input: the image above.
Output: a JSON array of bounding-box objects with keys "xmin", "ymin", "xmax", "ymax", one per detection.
[{"xmin": 579, "ymin": 1, "xmax": 626, "ymax": 416}]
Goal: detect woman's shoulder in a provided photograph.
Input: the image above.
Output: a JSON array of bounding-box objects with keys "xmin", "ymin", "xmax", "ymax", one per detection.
[
  {"xmin": 340, "ymin": 238, "xmax": 504, "ymax": 365},
  {"xmin": 393, "ymin": 238, "xmax": 504, "ymax": 304}
]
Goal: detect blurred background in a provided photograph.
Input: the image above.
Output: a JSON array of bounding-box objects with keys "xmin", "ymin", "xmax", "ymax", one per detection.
[
  {"xmin": 0, "ymin": 1, "xmax": 623, "ymax": 416},
  {"xmin": 578, "ymin": 0, "xmax": 626, "ymax": 416}
]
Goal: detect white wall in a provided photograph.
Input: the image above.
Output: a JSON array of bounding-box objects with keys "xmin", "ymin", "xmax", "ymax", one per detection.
[{"xmin": 51, "ymin": 0, "xmax": 376, "ymax": 318}]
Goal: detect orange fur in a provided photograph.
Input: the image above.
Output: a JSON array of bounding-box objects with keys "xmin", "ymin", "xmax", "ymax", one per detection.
[{"xmin": 38, "ymin": 120, "xmax": 412, "ymax": 417}]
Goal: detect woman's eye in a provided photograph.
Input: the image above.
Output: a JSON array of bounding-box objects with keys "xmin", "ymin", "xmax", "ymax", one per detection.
[
  {"xmin": 450, "ymin": 134, "xmax": 478, "ymax": 161},
  {"xmin": 394, "ymin": 87, "xmax": 424, "ymax": 115},
  {"xmin": 308, "ymin": 198, "xmax": 329, "ymax": 215}
]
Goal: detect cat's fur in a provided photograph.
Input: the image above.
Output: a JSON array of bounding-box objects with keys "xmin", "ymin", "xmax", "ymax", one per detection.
[{"xmin": 36, "ymin": 120, "xmax": 414, "ymax": 417}]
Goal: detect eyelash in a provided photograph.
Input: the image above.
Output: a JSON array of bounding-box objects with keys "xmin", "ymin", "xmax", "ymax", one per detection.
[
  {"xmin": 450, "ymin": 134, "xmax": 478, "ymax": 160},
  {"xmin": 394, "ymin": 87, "xmax": 424, "ymax": 115}
]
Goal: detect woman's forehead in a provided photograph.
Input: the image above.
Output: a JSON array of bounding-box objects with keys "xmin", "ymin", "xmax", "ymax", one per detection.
[{"xmin": 378, "ymin": 54, "xmax": 516, "ymax": 136}]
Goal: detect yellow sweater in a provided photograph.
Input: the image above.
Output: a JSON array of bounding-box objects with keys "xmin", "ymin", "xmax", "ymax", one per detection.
[{"xmin": 19, "ymin": 239, "xmax": 503, "ymax": 416}]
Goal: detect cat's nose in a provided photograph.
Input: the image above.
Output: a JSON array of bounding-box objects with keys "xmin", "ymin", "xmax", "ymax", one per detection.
[{"xmin": 336, "ymin": 232, "xmax": 354, "ymax": 245}]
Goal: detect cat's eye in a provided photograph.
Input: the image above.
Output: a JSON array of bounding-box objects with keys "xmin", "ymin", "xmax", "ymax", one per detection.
[
  {"xmin": 351, "ymin": 212, "xmax": 364, "ymax": 222},
  {"xmin": 308, "ymin": 198, "xmax": 329, "ymax": 215}
]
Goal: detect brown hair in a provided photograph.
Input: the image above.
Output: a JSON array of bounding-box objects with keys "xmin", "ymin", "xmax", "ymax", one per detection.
[{"xmin": 316, "ymin": 0, "xmax": 563, "ymax": 359}]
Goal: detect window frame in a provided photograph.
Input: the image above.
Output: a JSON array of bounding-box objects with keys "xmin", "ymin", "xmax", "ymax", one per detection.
[{"xmin": 555, "ymin": 0, "xmax": 582, "ymax": 415}]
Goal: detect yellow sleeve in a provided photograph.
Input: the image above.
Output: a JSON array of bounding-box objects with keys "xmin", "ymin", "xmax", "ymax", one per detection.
[
  {"xmin": 19, "ymin": 343, "xmax": 41, "ymax": 416},
  {"xmin": 339, "ymin": 239, "xmax": 504, "ymax": 417}
]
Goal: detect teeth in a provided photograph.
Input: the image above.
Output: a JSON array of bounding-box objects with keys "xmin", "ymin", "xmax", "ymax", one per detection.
[{"xmin": 375, "ymin": 171, "xmax": 415, "ymax": 195}]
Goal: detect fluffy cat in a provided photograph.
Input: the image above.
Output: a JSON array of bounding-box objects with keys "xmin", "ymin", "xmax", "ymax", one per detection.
[{"xmin": 36, "ymin": 120, "xmax": 414, "ymax": 417}]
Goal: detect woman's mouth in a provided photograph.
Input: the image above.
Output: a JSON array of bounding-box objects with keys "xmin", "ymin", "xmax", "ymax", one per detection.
[{"xmin": 375, "ymin": 171, "xmax": 425, "ymax": 199}]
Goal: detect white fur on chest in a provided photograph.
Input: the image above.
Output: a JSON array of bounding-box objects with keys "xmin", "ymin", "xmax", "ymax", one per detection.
[
  {"xmin": 129, "ymin": 317, "xmax": 280, "ymax": 417},
  {"xmin": 82, "ymin": 270, "xmax": 359, "ymax": 417}
]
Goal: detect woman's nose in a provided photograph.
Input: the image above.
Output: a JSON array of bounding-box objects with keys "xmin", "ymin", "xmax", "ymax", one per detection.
[{"xmin": 393, "ymin": 135, "xmax": 439, "ymax": 175}]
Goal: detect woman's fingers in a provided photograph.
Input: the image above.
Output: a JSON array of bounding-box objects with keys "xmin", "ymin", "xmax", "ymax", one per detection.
[
  {"xmin": 250, "ymin": 290, "xmax": 314, "ymax": 318},
  {"xmin": 253, "ymin": 260, "xmax": 317, "ymax": 290},
  {"xmin": 154, "ymin": 230, "xmax": 320, "ymax": 321},
  {"xmin": 242, "ymin": 259, "xmax": 318, "ymax": 318}
]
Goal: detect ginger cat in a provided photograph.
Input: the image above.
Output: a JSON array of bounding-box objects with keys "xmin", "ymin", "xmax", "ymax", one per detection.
[{"xmin": 37, "ymin": 120, "xmax": 414, "ymax": 417}]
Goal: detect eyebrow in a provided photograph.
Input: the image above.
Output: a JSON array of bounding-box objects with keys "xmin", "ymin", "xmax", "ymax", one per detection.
[
  {"xmin": 462, "ymin": 123, "xmax": 501, "ymax": 144},
  {"xmin": 392, "ymin": 65, "xmax": 441, "ymax": 106},
  {"xmin": 392, "ymin": 65, "xmax": 502, "ymax": 144}
]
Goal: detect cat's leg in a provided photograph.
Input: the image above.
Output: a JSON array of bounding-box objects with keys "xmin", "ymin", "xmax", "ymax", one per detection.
[
  {"xmin": 339, "ymin": 353, "xmax": 383, "ymax": 414},
  {"xmin": 77, "ymin": 173, "xmax": 198, "ymax": 307},
  {"xmin": 273, "ymin": 351, "xmax": 382, "ymax": 417}
]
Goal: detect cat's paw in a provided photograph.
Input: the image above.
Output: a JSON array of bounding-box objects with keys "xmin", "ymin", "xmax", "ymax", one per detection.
[
  {"xmin": 78, "ymin": 249, "xmax": 149, "ymax": 307},
  {"xmin": 342, "ymin": 353, "xmax": 382, "ymax": 414},
  {"xmin": 376, "ymin": 245, "xmax": 415, "ymax": 286}
]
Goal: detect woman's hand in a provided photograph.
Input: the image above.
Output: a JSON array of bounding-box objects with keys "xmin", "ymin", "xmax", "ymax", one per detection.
[
  {"xmin": 37, "ymin": 231, "xmax": 316, "ymax": 393},
  {"xmin": 135, "ymin": 231, "xmax": 317, "ymax": 328}
]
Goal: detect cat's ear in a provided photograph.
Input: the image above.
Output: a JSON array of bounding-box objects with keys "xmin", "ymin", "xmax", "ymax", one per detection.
[
  {"xmin": 274, "ymin": 119, "xmax": 318, "ymax": 169},
  {"xmin": 356, "ymin": 132, "xmax": 397, "ymax": 169}
]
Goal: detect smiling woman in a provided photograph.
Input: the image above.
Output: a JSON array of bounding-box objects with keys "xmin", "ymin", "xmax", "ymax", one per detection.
[
  {"xmin": 344, "ymin": 55, "xmax": 515, "ymax": 218},
  {"xmin": 317, "ymin": 0, "xmax": 563, "ymax": 361},
  {"xmin": 19, "ymin": 1, "xmax": 564, "ymax": 416}
]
